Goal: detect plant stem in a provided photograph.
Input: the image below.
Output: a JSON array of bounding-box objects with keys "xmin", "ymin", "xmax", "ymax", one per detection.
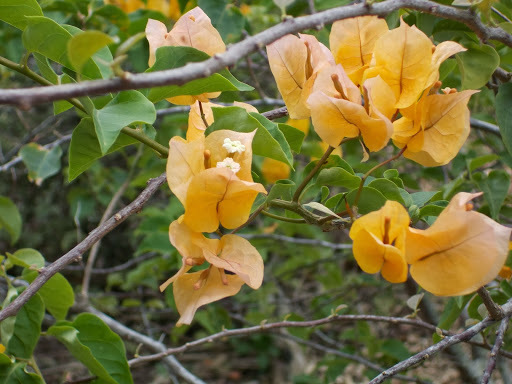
[
  {"xmin": 230, "ymin": 204, "xmax": 266, "ymax": 234},
  {"xmin": 353, "ymin": 146, "xmax": 407, "ymax": 208},
  {"xmin": 198, "ymin": 101, "xmax": 209, "ymax": 128},
  {"xmin": 293, "ymin": 146, "xmax": 335, "ymax": 203},
  {"xmin": 477, "ymin": 287, "xmax": 505, "ymax": 320},
  {"xmin": 28, "ymin": 356, "xmax": 46, "ymax": 383},
  {"xmin": 261, "ymin": 210, "xmax": 307, "ymax": 223},
  {"xmin": 0, "ymin": 55, "xmax": 168, "ymax": 158}
]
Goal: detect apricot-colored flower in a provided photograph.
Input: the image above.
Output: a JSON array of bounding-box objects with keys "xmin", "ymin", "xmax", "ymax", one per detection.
[
  {"xmin": 267, "ymin": 33, "xmax": 334, "ymax": 119},
  {"xmin": 392, "ymin": 89, "xmax": 478, "ymax": 166},
  {"xmin": 330, "ymin": 15, "xmax": 389, "ymax": 86},
  {"xmin": 167, "ymin": 130, "xmax": 266, "ymax": 232},
  {"xmin": 406, "ymin": 192, "xmax": 511, "ymax": 296},
  {"xmin": 349, "ymin": 200, "xmax": 410, "ymax": 283},
  {"xmin": 146, "ymin": 7, "xmax": 225, "ymax": 105},
  {"xmin": 160, "ymin": 218, "xmax": 264, "ymax": 325},
  {"xmin": 307, "ymin": 65, "xmax": 393, "ymax": 151}
]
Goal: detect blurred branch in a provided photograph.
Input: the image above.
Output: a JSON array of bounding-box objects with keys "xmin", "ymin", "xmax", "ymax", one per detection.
[
  {"xmin": 2, "ymin": 0, "xmax": 511, "ymax": 106},
  {"xmin": 127, "ymin": 314, "xmax": 449, "ymax": 367},
  {"xmin": 241, "ymin": 233, "xmax": 352, "ymax": 250},
  {"xmin": 62, "ymin": 252, "xmax": 157, "ymax": 275},
  {"xmin": 0, "ymin": 174, "xmax": 167, "ymax": 322},
  {"xmin": 470, "ymin": 118, "xmax": 501, "ymax": 136},
  {"xmin": 368, "ymin": 298, "xmax": 512, "ymax": 384},
  {"xmin": 86, "ymin": 306, "xmax": 206, "ymax": 384},
  {"xmin": 480, "ymin": 315, "xmax": 511, "ymax": 384}
]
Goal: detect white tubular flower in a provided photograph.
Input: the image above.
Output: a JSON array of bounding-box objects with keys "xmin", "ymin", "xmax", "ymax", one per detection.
[
  {"xmin": 216, "ymin": 157, "xmax": 241, "ymax": 174},
  {"xmin": 222, "ymin": 138, "xmax": 246, "ymax": 154}
]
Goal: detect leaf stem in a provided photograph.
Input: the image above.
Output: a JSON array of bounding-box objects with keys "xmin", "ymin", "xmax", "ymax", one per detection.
[
  {"xmin": 260, "ymin": 210, "xmax": 307, "ymax": 223},
  {"xmin": 353, "ymin": 146, "xmax": 407, "ymax": 208},
  {"xmin": 122, "ymin": 127, "xmax": 169, "ymax": 157}
]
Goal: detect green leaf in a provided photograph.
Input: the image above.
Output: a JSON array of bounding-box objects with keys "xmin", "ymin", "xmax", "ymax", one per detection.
[
  {"xmin": 23, "ymin": 271, "xmax": 74, "ymax": 321},
  {"xmin": 92, "ymin": 91, "xmax": 156, "ymax": 154},
  {"xmin": 496, "ymin": 83, "xmax": 512, "ymax": 157},
  {"xmin": 0, "ymin": 362, "xmax": 45, "ymax": 384},
  {"xmin": 278, "ymin": 123, "xmax": 305, "ymax": 153},
  {"xmin": 437, "ymin": 296, "xmax": 471, "ymax": 331},
  {"xmin": 325, "ymin": 193, "xmax": 345, "ymax": 211},
  {"xmin": 303, "ymin": 155, "xmax": 355, "ymax": 178},
  {"xmin": 267, "ymin": 180, "xmax": 295, "ymax": 202},
  {"xmin": 315, "ymin": 167, "xmax": 361, "ymax": 190},
  {"xmin": 0, "ymin": 197, "xmax": 22, "ymax": 244},
  {"xmin": 467, "ymin": 154, "xmax": 499, "ymax": 172},
  {"xmin": 6, "ymin": 249, "xmax": 44, "ymax": 269},
  {"xmin": 19, "ymin": 143, "xmax": 62, "ymax": 185},
  {"xmin": 68, "ymin": 118, "xmax": 141, "ymax": 181},
  {"xmin": 198, "ymin": 0, "xmax": 245, "ymax": 42},
  {"xmin": 410, "ymin": 191, "xmax": 437, "ymax": 207},
  {"xmin": 34, "ymin": 53, "xmax": 58, "ymax": 84},
  {"xmin": 346, "ymin": 187, "xmax": 387, "ymax": 214},
  {"xmin": 208, "ymin": 107, "xmax": 294, "ymax": 167},
  {"xmin": 456, "ymin": 43, "xmax": 500, "ymax": 89},
  {"xmin": 419, "ymin": 201, "xmax": 448, "ymax": 218},
  {"xmin": 303, "ymin": 202, "xmax": 341, "ymax": 219},
  {"xmin": 146, "ymin": 46, "xmax": 252, "ymax": 102},
  {"xmin": 0, "ymin": 0, "xmax": 43, "ymax": 30},
  {"xmin": 367, "ymin": 179, "xmax": 405, "ymax": 204},
  {"xmin": 47, "ymin": 313, "xmax": 133, "ymax": 384},
  {"xmin": 1, "ymin": 288, "xmax": 44, "ymax": 359},
  {"xmin": 473, "ymin": 170, "xmax": 510, "ymax": 219},
  {"xmin": 68, "ymin": 30, "xmax": 114, "ymax": 73}
]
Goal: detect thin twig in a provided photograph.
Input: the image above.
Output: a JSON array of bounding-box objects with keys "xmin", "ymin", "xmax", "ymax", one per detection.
[
  {"xmin": 2, "ymin": 0, "xmax": 511, "ymax": 106},
  {"xmin": 478, "ymin": 287, "xmax": 505, "ymax": 320},
  {"xmin": 62, "ymin": 252, "xmax": 157, "ymax": 275},
  {"xmin": 480, "ymin": 315, "xmax": 511, "ymax": 384},
  {"xmin": 262, "ymin": 106, "xmax": 288, "ymax": 120},
  {"xmin": 470, "ymin": 118, "xmax": 501, "ymax": 136},
  {"xmin": 293, "ymin": 146, "xmax": 335, "ymax": 202},
  {"xmin": 0, "ymin": 174, "xmax": 167, "ymax": 322},
  {"xmin": 241, "ymin": 233, "xmax": 352, "ymax": 250}
]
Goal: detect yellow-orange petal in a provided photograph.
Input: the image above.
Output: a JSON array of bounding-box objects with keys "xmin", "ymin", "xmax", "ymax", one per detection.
[
  {"xmin": 146, "ymin": 18, "xmax": 169, "ymax": 67},
  {"xmin": 261, "ymin": 157, "xmax": 291, "ymax": 183}
]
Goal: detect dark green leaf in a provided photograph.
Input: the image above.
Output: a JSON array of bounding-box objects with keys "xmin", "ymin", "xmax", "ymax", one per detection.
[
  {"xmin": 496, "ymin": 83, "xmax": 512, "ymax": 157},
  {"xmin": 346, "ymin": 187, "xmax": 387, "ymax": 214},
  {"xmin": 315, "ymin": 167, "xmax": 361, "ymax": 190},
  {"xmin": 19, "ymin": 143, "xmax": 62, "ymax": 185},
  {"xmin": 47, "ymin": 313, "xmax": 133, "ymax": 384},
  {"xmin": 198, "ymin": 0, "xmax": 245, "ymax": 42},
  {"xmin": 419, "ymin": 201, "xmax": 448, "ymax": 218},
  {"xmin": 0, "ymin": 0, "xmax": 43, "ymax": 30},
  {"xmin": 146, "ymin": 46, "xmax": 252, "ymax": 102},
  {"xmin": 467, "ymin": 154, "xmax": 499, "ymax": 172},
  {"xmin": 278, "ymin": 123, "xmax": 305, "ymax": 153},
  {"xmin": 456, "ymin": 43, "xmax": 500, "ymax": 89},
  {"xmin": 267, "ymin": 180, "xmax": 295, "ymax": 202},
  {"xmin": 0, "ymin": 362, "xmax": 45, "ymax": 384},
  {"xmin": 1, "ymin": 288, "xmax": 44, "ymax": 359},
  {"xmin": 92, "ymin": 91, "xmax": 156, "ymax": 154},
  {"xmin": 0, "ymin": 197, "xmax": 22, "ymax": 244},
  {"xmin": 473, "ymin": 170, "xmax": 510, "ymax": 219},
  {"xmin": 410, "ymin": 191, "xmax": 437, "ymax": 207},
  {"xmin": 325, "ymin": 193, "xmax": 345, "ymax": 211},
  {"xmin": 367, "ymin": 179, "xmax": 405, "ymax": 204}
]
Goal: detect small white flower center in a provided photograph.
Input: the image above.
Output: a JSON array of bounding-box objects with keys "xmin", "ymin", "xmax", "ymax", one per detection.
[
  {"xmin": 222, "ymin": 138, "xmax": 246, "ymax": 154},
  {"xmin": 216, "ymin": 157, "xmax": 241, "ymax": 174}
]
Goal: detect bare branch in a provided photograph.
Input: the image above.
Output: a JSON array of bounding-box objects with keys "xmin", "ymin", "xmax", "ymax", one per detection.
[
  {"xmin": 470, "ymin": 118, "xmax": 501, "ymax": 136},
  {"xmin": 62, "ymin": 252, "xmax": 157, "ymax": 275},
  {"xmin": 0, "ymin": 174, "xmax": 167, "ymax": 322},
  {"xmin": 480, "ymin": 315, "xmax": 511, "ymax": 384},
  {"xmin": 127, "ymin": 314, "xmax": 444, "ymax": 367},
  {"xmin": 1, "ymin": 0, "xmax": 511, "ymax": 107},
  {"xmin": 478, "ymin": 287, "xmax": 505, "ymax": 320},
  {"xmin": 241, "ymin": 233, "xmax": 352, "ymax": 250}
]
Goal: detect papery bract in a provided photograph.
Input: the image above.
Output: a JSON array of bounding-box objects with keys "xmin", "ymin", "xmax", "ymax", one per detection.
[
  {"xmin": 364, "ymin": 19, "xmax": 433, "ymax": 109},
  {"xmin": 267, "ymin": 34, "xmax": 334, "ymax": 119},
  {"xmin": 261, "ymin": 157, "xmax": 291, "ymax": 183},
  {"xmin": 392, "ymin": 89, "xmax": 478, "ymax": 166},
  {"xmin": 330, "ymin": 16, "xmax": 389, "ymax": 86},
  {"xmin": 406, "ymin": 192, "xmax": 511, "ymax": 296},
  {"xmin": 349, "ymin": 200, "xmax": 410, "ymax": 283}
]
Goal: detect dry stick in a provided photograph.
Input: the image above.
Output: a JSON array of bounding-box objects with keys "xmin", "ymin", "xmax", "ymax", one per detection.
[
  {"xmin": 86, "ymin": 306, "xmax": 206, "ymax": 384},
  {"xmin": 478, "ymin": 287, "xmax": 505, "ymax": 320},
  {"xmin": 2, "ymin": 0, "xmax": 511, "ymax": 107},
  {"xmin": 127, "ymin": 314, "xmax": 450, "ymax": 367},
  {"xmin": 81, "ymin": 147, "xmax": 143, "ymax": 297},
  {"xmin": 0, "ymin": 173, "xmax": 167, "ymax": 322},
  {"xmin": 480, "ymin": 315, "xmax": 511, "ymax": 384},
  {"xmin": 262, "ymin": 106, "xmax": 288, "ymax": 120},
  {"xmin": 368, "ymin": 299, "xmax": 512, "ymax": 384},
  {"xmin": 198, "ymin": 101, "xmax": 209, "ymax": 128}
]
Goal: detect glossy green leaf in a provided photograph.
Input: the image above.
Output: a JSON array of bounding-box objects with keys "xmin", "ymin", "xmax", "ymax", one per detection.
[
  {"xmin": 467, "ymin": 154, "xmax": 499, "ymax": 172},
  {"xmin": 278, "ymin": 123, "xmax": 305, "ymax": 153},
  {"xmin": 47, "ymin": 313, "xmax": 133, "ymax": 384},
  {"xmin": 473, "ymin": 170, "xmax": 510, "ymax": 219},
  {"xmin": 23, "ymin": 271, "xmax": 74, "ymax": 321},
  {"xmin": 0, "ymin": 197, "xmax": 22, "ymax": 244},
  {"xmin": 367, "ymin": 179, "xmax": 405, "ymax": 204},
  {"xmin": 69, "ymin": 118, "xmax": 141, "ymax": 180},
  {"xmin": 456, "ymin": 43, "xmax": 500, "ymax": 89},
  {"xmin": 0, "ymin": 0, "xmax": 43, "ymax": 30},
  {"xmin": 315, "ymin": 167, "xmax": 361, "ymax": 190},
  {"xmin": 0, "ymin": 362, "xmax": 45, "ymax": 384},
  {"xmin": 6, "ymin": 249, "xmax": 44, "ymax": 269},
  {"xmin": 68, "ymin": 30, "xmax": 115, "ymax": 73},
  {"xmin": 346, "ymin": 187, "xmax": 387, "ymax": 214},
  {"xmin": 146, "ymin": 46, "xmax": 252, "ymax": 102},
  {"xmin": 19, "ymin": 143, "xmax": 62, "ymax": 185},
  {"xmin": 267, "ymin": 179, "xmax": 295, "ymax": 202},
  {"xmin": 208, "ymin": 107, "xmax": 294, "ymax": 167},
  {"xmin": 1, "ymin": 288, "xmax": 44, "ymax": 359},
  {"xmin": 496, "ymin": 83, "xmax": 512, "ymax": 157},
  {"xmin": 92, "ymin": 91, "xmax": 156, "ymax": 154}
]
